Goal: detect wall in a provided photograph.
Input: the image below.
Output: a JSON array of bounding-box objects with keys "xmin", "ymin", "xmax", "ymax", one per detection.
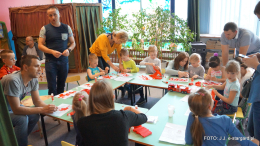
[{"xmin": 0, "ymin": 0, "xmax": 54, "ymax": 31}]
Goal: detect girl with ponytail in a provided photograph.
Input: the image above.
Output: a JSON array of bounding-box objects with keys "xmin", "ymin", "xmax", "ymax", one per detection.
[
  {"xmin": 185, "ymin": 88, "xmax": 256, "ymax": 146},
  {"xmin": 72, "ymin": 92, "xmax": 89, "ymax": 146}
]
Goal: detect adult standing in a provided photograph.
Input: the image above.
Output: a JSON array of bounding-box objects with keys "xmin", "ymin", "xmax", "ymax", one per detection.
[
  {"xmin": 241, "ymin": 2, "xmax": 260, "ymax": 145},
  {"xmin": 1, "ymin": 55, "xmax": 57, "ymax": 146},
  {"xmin": 38, "ymin": 6, "xmax": 76, "ymax": 95},
  {"xmin": 221, "ymin": 22, "xmax": 260, "ymax": 66},
  {"xmin": 23, "ymin": 36, "xmax": 44, "ymax": 60},
  {"xmin": 89, "ymin": 31, "xmax": 128, "ymax": 72}
]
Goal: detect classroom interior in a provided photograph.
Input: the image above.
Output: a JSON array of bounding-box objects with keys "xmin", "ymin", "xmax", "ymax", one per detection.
[{"xmin": 0, "ymin": 0, "xmax": 259, "ymax": 146}]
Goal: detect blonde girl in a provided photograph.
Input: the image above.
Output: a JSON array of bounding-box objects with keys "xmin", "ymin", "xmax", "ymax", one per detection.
[
  {"xmin": 206, "ymin": 60, "xmax": 241, "ymax": 115},
  {"xmin": 188, "ymin": 53, "xmax": 205, "ymax": 79}
]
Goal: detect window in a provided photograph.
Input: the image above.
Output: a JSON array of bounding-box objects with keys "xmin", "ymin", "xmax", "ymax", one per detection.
[
  {"xmin": 208, "ymin": 0, "xmax": 259, "ymax": 35},
  {"xmin": 62, "ymin": 0, "xmax": 188, "ymax": 20}
]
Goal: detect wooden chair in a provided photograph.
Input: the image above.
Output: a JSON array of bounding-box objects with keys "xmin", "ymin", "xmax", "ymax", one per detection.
[
  {"xmin": 61, "ymin": 141, "xmax": 75, "ymax": 146},
  {"xmin": 65, "ymin": 76, "xmax": 80, "ymax": 91}
]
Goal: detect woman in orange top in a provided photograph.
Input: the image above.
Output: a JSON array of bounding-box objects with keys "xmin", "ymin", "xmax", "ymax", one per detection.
[{"xmin": 89, "ymin": 30, "xmax": 128, "ymax": 72}]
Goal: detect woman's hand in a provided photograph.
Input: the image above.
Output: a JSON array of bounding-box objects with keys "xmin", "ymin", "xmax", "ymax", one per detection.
[
  {"xmin": 105, "ymin": 67, "xmax": 109, "ymax": 74},
  {"xmin": 178, "ymin": 71, "xmax": 189, "ymax": 78},
  {"xmin": 242, "ymin": 55, "xmax": 260, "ymax": 69},
  {"xmin": 113, "ymin": 66, "xmax": 120, "ymax": 72}
]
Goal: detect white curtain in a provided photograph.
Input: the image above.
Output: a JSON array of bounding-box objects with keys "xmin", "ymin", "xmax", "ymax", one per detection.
[{"xmin": 209, "ymin": 0, "xmax": 259, "ymax": 35}]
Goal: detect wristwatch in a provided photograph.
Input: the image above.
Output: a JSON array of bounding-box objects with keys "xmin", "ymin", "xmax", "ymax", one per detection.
[{"xmin": 68, "ymin": 48, "xmax": 72, "ymax": 53}]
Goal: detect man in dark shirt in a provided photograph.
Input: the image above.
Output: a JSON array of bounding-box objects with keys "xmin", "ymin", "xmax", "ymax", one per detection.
[{"xmin": 38, "ymin": 6, "xmax": 75, "ymax": 95}]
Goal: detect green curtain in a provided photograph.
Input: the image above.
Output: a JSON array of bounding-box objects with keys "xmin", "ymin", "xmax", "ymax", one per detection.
[
  {"xmin": 75, "ymin": 6, "xmax": 101, "ymax": 70},
  {"xmin": 0, "ymin": 82, "xmax": 18, "ymax": 146},
  {"xmin": 187, "ymin": 0, "xmax": 200, "ymax": 41}
]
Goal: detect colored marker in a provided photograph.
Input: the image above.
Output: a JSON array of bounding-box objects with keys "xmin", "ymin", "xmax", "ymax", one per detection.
[
  {"xmin": 162, "ymin": 81, "xmax": 168, "ymax": 84},
  {"xmin": 51, "ymin": 93, "xmax": 54, "ymax": 102}
]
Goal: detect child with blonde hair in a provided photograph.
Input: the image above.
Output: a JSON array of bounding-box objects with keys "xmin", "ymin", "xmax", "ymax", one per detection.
[
  {"xmin": 188, "ymin": 53, "xmax": 205, "ymax": 79},
  {"xmin": 77, "ymin": 80, "xmax": 147, "ymax": 145},
  {"xmin": 87, "ymin": 53, "xmax": 109, "ymax": 81},
  {"xmin": 140, "ymin": 45, "xmax": 161, "ymax": 74},
  {"xmin": 205, "ymin": 53, "xmax": 226, "ymax": 83},
  {"xmin": 206, "ymin": 60, "xmax": 241, "ymax": 115},
  {"xmin": 72, "ymin": 92, "xmax": 89, "ymax": 146},
  {"xmin": 166, "ymin": 52, "xmax": 189, "ymax": 77},
  {"xmin": 185, "ymin": 88, "xmax": 256, "ymax": 146},
  {"xmin": 0, "ymin": 50, "xmax": 20, "ymax": 79}
]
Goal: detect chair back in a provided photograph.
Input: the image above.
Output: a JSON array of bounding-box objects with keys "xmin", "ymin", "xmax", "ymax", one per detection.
[{"xmin": 65, "ymin": 76, "xmax": 80, "ymax": 83}]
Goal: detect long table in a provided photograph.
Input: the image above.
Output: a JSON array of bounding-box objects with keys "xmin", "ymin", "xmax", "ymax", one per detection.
[
  {"xmin": 128, "ymin": 92, "xmax": 190, "ymax": 146},
  {"xmin": 40, "ymin": 79, "xmax": 148, "ymax": 146},
  {"xmin": 41, "ymin": 74, "xmax": 196, "ymax": 146}
]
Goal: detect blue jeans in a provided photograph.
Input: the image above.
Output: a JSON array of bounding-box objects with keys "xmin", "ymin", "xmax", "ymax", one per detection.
[
  {"xmin": 248, "ymin": 101, "xmax": 260, "ymax": 141},
  {"xmin": 9, "ymin": 111, "xmax": 39, "ymax": 146},
  {"xmin": 45, "ymin": 59, "xmax": 69, "ymax": 95}
]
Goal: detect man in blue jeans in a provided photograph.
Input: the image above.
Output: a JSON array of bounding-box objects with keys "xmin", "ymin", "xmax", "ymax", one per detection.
[
  {"xmin": 1, "ymin": 55, "xmax": 57, "ymax": 146},
  {"xmin": 38, "ymin": 6, "xmax": 76, "ymax": 95}
]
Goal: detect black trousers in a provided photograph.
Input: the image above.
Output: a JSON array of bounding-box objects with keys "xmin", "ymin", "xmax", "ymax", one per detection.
[{"xmin": 98, "ymin": 57, "xmax": 110, "ymax": 73}]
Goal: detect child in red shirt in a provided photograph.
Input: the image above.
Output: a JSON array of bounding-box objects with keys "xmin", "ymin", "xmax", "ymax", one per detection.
[{"xmin": 0, "ymin": 50, "xmax": 20, "ymax": 79}]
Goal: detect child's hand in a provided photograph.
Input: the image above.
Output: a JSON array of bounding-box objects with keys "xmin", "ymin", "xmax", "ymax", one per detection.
[
  {"xmin": 154, "ymin": 66, "xmax": 160, "ymax": 70},
  {"xmin": 211, "ymin": 76, "xmax": 217, "ymax": 81},
  {"xmin": 212, "ymin": 89, "xmax": 218, "ymax": 95},
  {"xmin": 192, "ymin": 75, "xmax": 198, "ymax": 79},
  {"xmin": 205, "ymin": 74, "xmax": 210, "ymax": 80},
  {"xmin": 122, "ymin": 69, "xmax": 129, "ymax": 73},
  {"xmin": 178, "ymin": 71, "xmax": 189, "ymax": 78},
  {"xmin": 100, "ymin": 72, "xmax": 105, "ymax": 76},
  {"xmin": 105, "ymin": 67, "xmax": 109, "ymax": 72},
  {"xmin": 205, "ymin": 85, "xmax": 213, "ymax": 89}
]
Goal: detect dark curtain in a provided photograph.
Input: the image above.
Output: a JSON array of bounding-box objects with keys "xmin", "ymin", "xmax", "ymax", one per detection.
[
  {"xmin": 0, "ymin": 82, "xmax": 18, "ymax": 146},
  {"xmin": 187, "ymin": 0, "xmax": 200, "ymax": 41},
  {"xmin": 75, "ymin": 6, "xmax": 101, "ymax": 70}
]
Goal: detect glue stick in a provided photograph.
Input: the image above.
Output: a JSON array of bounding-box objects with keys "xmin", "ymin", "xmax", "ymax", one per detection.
[{"xmin": 51, "ymin": 93, "xmax": 54, "ymax": 102}]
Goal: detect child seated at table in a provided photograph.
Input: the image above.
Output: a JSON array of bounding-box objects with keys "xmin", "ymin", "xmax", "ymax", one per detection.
[
  {"xmin": 140, "ymin": 45, "xmax": 161, "ymax": 74},
  {"xmin": 0, "ymin": 50, "xmax": 20, "ymax": 79},
  {"xmin": 185, "ymin": 88, "xmax": 256, "ymax": 146},
  {"xmin": 188, "ymin": 53, "xmax": 205, "ymax": 79},
  {"xmin": 87, "ymin": 53, "xmax": 109, "ymax": 81},
  {"xmin": 77, "ymin": 80, "xmax": 147, "ymax": 146},
  {"xmin": 165, "ymin": 52, "xmax": 189, "ymax": 77},
  {"xmin": 72, "ymin": 92, "xmax": 89, "ymax": 146},
  {"xmin": 205, "ymin": 53, "xmax": 226, "ymax": 83},
  {"xmin": 118, "ymin": 48, "xmax": 145, "ymax": 105},
  {"xmin": 206, "ymin": 60, "xmax": 240, "ymax": 115}
]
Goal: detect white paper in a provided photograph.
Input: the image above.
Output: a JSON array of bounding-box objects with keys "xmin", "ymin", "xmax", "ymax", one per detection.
[
  {"xmin": 185, "ymin": 108, "xmax": 191, "ymax": 116},
  {"xmin": 146, "ymin": 116, "xmax": 158, "ymax": 123},
  {"xmin": 180, "ymin": 95, "xmax": 189, "ymax": 102},
  {"xmin": 79, "ymin": 83, "xmax": 93, "ymax": 89},
  {"xmin": 159, "ymin": 123, "xmax": 186, "ymax": 145},
  {"xmin": 49, "ymin": 104, "xmax": 72, "ymax": 117},
  {"xmin": 117, "ymin": 73, "xmax": 133, "ymax": 77},
  {"xmin": 191, "ymin": 86, "xmax": 201, "ymax": 93},
  {"xmin": 169, "ymin": 77, "xmax": 189, "ymax": 82},
  {"xmin": 54, "ymin": 90, "xmax": 77, "ymax": 99},
  {"xmin": 114, "ymin": 77, "xmax": 133, "ymax": 82},
  {"xmin": 138, "ymin": 75, "xmax": 153, "ymax": 81},
  {"xmin": 98, "ymin": 75, "xmax": 116, "ymax": 80}
]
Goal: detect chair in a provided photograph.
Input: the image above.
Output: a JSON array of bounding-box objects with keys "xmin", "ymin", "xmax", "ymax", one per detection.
[
  {"xmin": 61, "ymin": 141, "xmax": 75, "ymax": 146},
  {"xmin": 226, "ymin": 102, "xmax": 252, "ymax": 136},
  {"xmin": 65, "ymin": 76, "xmax": 80, "ymax": 91},
  {"xmin": 85, "ymin": 76, "xmax": 88, "ymax": 81}
]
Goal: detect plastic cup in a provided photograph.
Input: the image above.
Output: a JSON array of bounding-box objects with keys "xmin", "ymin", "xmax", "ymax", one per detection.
[{"xmin": 168, "ymin": 105, "xmax": 175, "ymax": 117}]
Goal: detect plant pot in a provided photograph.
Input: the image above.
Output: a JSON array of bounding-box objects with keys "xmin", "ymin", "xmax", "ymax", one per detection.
[{"xmin": 161, "ymin": 60, "xmax": 167, "ymax": 69}]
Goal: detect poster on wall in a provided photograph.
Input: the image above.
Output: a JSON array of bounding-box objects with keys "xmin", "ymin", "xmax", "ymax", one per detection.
[{"xmin": 0, "ymin": 24, "xmax": 3, "ymax": 38}]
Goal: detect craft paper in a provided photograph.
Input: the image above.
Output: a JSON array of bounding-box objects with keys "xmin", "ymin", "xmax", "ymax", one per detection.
[
  {"xmin": 180, "ymin": 95, "xmax": 189, "ymax": 102},
  {"xmin": 55, "ymin": 90, "xmax": 77, "ymax": 99},
  {"xmin": 138, "ymin": 75, "xmax": 153, "ymax": 81},
  {"xmin": 114, "ymin": 77, "xmax": 133, "ymax": 82},
  {"xmin": 49, "ymin": 104, "xmax": 72, "ymax": 117},
  {"xmin": 159, "ymin": 123, "xmax": 186, "ymax": 145},
  {"xmin": 117, "ymin": 73, "xmax": 133, "ymax": 77},
  {"xmin": 98, "ymin": 75, "xmax": 116, "ymax": 80},
  {"xmin": 169, "ymin": 78, "xmax": 189, "ymax": 82}
]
